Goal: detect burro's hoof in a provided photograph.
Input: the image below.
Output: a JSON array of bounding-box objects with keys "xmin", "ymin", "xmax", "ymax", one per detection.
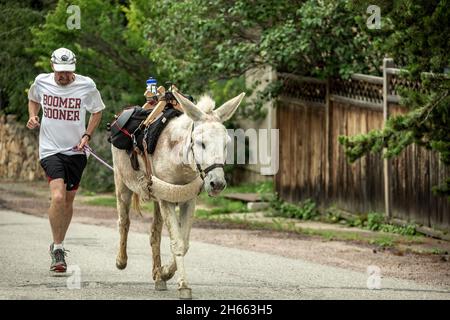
[
  {"xmin": 155, "ymin": 280, "xmax": 167, "ymax": 291},
  {"xmin": 115, "ymin": 260, "xmax": 127, "ymax": 270},
  {"xmin": 178, "ymin": 287, "xmax": 192, "ymax": 300}
]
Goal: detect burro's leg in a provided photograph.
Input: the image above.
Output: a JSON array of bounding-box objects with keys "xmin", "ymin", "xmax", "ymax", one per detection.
[
  {"xmin": 161, "ymin": 255, "xmax": 177, "ymax": 282},
  {"xmin": 159, "ymin": 200, "xmax": 193, "ymax": 299},
  {"xmin": 150, "ymin": 201, "xmax": 167, "ymax": 290},
  {"xmin": 160, "ymin": 199, "xmax": 196, "ymax": 282},
  {"xmin": 114, "ymin": 172, "xmax": 133, "ymax": 270},
  {"xmin": 179, "ymin": 199, "xmax": 196, "ymax": 248}
]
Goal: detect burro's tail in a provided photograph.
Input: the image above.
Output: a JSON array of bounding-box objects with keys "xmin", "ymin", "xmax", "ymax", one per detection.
[{"xmin": 131, "ymin": 193, "xmax": 143, "ymax": 217}]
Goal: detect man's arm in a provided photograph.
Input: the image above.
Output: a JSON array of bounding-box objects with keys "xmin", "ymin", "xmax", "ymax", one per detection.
[
  {"xmin": 26, "ymin": 100, "xmax": 41, "ymax": 129},
  {"xmin": 77, "ymin": 111, "xmax": 102, "ymax": 150}
]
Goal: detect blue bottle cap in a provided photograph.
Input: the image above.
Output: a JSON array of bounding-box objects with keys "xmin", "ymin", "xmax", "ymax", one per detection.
[{"xmin": 146, "ymin": 77, "xmax": 157, "ymax": 85}]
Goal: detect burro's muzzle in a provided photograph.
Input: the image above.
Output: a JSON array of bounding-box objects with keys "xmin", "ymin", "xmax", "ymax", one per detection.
[{"xmin": 203, "ymin": 165, "xmax": 227, "ymax": 197}]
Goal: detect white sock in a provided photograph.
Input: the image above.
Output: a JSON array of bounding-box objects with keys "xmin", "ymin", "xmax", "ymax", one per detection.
[{"xmin": 53, "ymin": 243, "xmax": 64, "ymax": 251}]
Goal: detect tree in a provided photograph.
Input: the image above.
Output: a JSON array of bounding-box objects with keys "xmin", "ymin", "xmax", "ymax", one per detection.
[
  {"xmin": 126, "ymin": 0, "xmax": 381, "ymax": 118},
  {"xmin": 129, "ymin": 0, "xmax": 449, "ymax": 198},
  {"xmin": 339, "ymin": 0, "xmax": 450, "ymax": 198},
  {"xmin": 30, "ymin": 0, "xmax": 162, "ymax": 121},
  {"xmin": 29, "ymin": 0, "xmax": 166, "ymax": 192},
  {"xmin": 2, "ymin": 0, "xmax": 447, "ymax": 195},
  {"xmin": 0, "ymin": 0, "xmax": 57, "ymax": 121},
  {"xmin": 131, "ymin": 0, "xmax": 383, "ymax": 81}
]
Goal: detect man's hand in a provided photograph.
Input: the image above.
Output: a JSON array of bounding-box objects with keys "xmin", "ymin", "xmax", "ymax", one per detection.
[
  {"xmin": 77, "ymin": 135, "xmax": 90, "ymax": 151},
  {"xmin": 26, "ymin": 116, "xmax": 40, "ymax": 129}
]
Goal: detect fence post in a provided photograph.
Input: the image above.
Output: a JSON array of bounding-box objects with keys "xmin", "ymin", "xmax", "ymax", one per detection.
[
  {"xmin": 324, "ymin": 78, "xmax": 331, "ymax": 203},
  {"xmin": 383, "ymin": 58, "xmax": 394, "ymax": 218}
]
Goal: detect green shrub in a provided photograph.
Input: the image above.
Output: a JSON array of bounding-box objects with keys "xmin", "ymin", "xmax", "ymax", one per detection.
[
  {"xmin": 270, "ymin": 197, "xmax": 318, "ymax": 220},
  {"xmin": 325, "ymin": 206, "xmax": 342, "ymax": 224},
  {"xmin": 366, "ymin": 212, "xmax": 416, "ymax": 235},
  {"xmin": 366, "ymin": 212, "xmax": 385, "ymax": 231}
]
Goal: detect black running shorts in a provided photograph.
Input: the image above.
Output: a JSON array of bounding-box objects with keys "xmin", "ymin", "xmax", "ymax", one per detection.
[{"xmin": 40, "ymin": 153, "xmax": 87, "ymax": 191}]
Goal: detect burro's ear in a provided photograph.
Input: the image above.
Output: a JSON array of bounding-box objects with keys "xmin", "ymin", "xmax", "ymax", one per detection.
[
  {"xmin": 173, "ymin": 90, "xmax": 206, "ymax": 121},
  {"xmin": 213, "ymin": 92, "xmax": 245, "ymax": 122}
]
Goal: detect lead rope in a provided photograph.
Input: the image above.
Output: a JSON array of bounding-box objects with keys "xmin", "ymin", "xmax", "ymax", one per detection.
[
  {"xmin": 141, "ymin": 127, "xmax": 154, "ymax": 195},
  {"xmin": 65, "ymin": 145, "xmax": 114, "ymax": 171}
]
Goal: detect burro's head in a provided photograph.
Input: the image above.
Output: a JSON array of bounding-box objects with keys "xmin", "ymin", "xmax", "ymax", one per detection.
[{"xmin": 173, "ymin": 91, "xmax": 245, "ymax": 197}]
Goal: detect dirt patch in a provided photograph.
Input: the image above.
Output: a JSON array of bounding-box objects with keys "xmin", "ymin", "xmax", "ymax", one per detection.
[{"xmin": 0, "ymin": 181, "xmax": 449, "ymax": 288}]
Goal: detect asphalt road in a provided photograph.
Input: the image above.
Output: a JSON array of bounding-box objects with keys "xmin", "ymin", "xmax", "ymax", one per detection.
[{"xmin": 0, "ymin": 209, "xmax": 449, "ymax": 300}]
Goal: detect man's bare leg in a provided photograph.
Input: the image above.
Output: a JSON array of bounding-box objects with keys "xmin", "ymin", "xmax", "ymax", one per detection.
[
  {"xmin": 48, "ymin": 179, "xmax": 69, "ymax": 244},
  {"xmin": 48, "ymin": 178, "xmax": 74, "ymax": 274},
  {"xmin": 63, "ymin": 189, "xmax": 77, "ymax": 239}
]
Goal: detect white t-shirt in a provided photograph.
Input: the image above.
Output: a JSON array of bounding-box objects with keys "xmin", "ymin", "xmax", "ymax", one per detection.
[{"xmin": 28, "ymin": 73, "xmax": 105, "ymax": 160}]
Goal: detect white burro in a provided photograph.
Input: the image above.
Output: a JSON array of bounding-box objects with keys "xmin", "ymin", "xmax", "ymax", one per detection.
[{"xmin": 111, "ymin": 90, "xmax": 245, "ymax": 299}]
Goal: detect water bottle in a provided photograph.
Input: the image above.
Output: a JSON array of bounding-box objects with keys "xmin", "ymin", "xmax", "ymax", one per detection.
[
  {"xmin": 142, "ymin": 77, "xmax": 158, "ymax": 109},
  {"xmin": 145, "ymin": 77, "xmax": 157, "ymax": 101}
]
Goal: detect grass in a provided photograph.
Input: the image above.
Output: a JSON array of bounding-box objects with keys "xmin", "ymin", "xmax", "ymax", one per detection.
[
  {"xmin": 430, "ymin": 248, "xmax": 449, "ymax": 255},
  {"xmin": 225, "ymin": 181, "xmax": 273, "ymax": 194},
  {"xmin": 194, "ymin": 209, "xmax": 410, "ymax": 247},
  {"xmin": 272, "ymin": 200, "xmax": 421, "ymax": 237},
  {"xmin": 269, "ymin": 198, "xmax": 319, "ymax": 220},
  {"xmin": 196, "ymin": 182, "xmax": 425, "ymax": 246},
  {"xmin": 198, "ymin": 194, "xmax": 249, "ymax": 214},
  {"xmin": 82, "ymin": 195, "xmax": 154, "ymax": 213},
  {"xmin": 0, "ymin": 184, "xmax": 37, "ymax": 198},
  {"xmin": 84, "ymin": 196, "xmax": 116, "ymax": 207},
  {"xmin": 369, "ymin": 236, "xmax": 395, "ymax": 247},
  {"xmin": 300, "ymin": 227, "xmax": 396, "ymax": 245},
  {"xmin": 195, "ymin": 209, "xmax": 213, "ymax": 218},
  {"xmin": 79, "ymin": 189, "xmax": 98, "ymax": 196},
  {"xmin": 197, "ymin": 181, "xmax": 273, "ymax": 214}
]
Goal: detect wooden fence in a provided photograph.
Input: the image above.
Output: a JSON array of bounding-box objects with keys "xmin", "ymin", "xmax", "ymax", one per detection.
[{"xmin": 275, "ymin": 58, "xmax": 450, "ymax": 231}]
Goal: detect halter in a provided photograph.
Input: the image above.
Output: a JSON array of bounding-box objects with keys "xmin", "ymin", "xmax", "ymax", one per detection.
[{"xmin": 188, "ymin": 122, "xmax": 224, "ymax": 180}]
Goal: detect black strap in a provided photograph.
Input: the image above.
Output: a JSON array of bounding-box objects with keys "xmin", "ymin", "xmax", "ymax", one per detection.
[
  {"xmin": 202, "ymin": 163, "xmax": 224, "ymax": 177},
  {"xmin": 189, "ymin": 122, "xmax": 225, "ymax": 180}
]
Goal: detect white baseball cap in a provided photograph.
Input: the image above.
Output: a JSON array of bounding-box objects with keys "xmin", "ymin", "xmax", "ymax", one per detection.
[{"xmin": 51, "ymin": 48, "xmax": 76, "ymax": 72}]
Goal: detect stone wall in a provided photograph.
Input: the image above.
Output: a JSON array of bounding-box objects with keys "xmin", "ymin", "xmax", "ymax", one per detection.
[{"xmin": 0, "ymin": 115, "xmax": 45, "ymax": 181}]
